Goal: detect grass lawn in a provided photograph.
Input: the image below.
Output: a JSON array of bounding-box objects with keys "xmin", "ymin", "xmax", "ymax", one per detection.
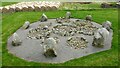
[
  {"xmin": 1, "ymin": 2, "xmax": 18, "ymax": 6},
  {"xmin": 2, "ymin": 9, "xmax": 118, "ymax": 66}
]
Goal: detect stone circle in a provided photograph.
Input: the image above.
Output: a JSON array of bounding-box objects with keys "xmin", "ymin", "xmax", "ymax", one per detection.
[{"xmin": 7, "ymin": 13, "xmax": 113, "ymax": 63}]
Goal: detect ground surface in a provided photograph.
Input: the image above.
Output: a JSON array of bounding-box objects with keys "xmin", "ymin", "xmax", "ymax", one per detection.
[{"xmin": 2, "ymin": 2, "xmax": 118, "ymax": 66}]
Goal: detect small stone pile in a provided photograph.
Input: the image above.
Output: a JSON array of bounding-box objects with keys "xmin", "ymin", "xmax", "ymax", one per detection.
[
  {"xmin": 0, "ymin": 1, "xmax": 61, "ymax": 13},
  {"xmin": 27, "ymin": 24, "xmax": 51, "ymax": 39},
  {"xmin": 67, "ymin": 37, "xmax": 88, "ymax": 49},
  {"xmin": 52, "ymin": 24, "xmax": 77, "ymax": 36},
  {"xmin": 53, "ymin": 20, "xmax": 97, "ymax": 36},
  {"xmin": 73, "ymin": 20, "xmax": 97, "ymax": 35}
]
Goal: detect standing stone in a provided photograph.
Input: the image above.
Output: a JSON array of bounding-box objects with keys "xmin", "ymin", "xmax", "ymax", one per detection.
[
  {"xmin": 12, "ymin": 33, "xmax": 22, "ymax": 46},
  {"xmin": 40, "ymin": 13, "xmax": 48, "ymax": 22},
  {"xmin": 85, "ymin": 15, "xmax": 92, "ymax": 21},
  {"xmin": 66, "ymin": 12, "xmax": 71, "ymax": 19},
  {"xmin": 102, "ymin": 21, "xmax": 112, "ymax": 31},
  {"xmin": 92, "ymin": 28, "xmax": 109, "ymax": 47},
  {"xmin": 92, "ymin": 31, "xmax": 104, "ymax": 47},
  {"xmin": 22, "ymin": 21, "xmax": 30, "ymax": 29},
  {"xmin": 43, "ymin": 37, "xmax": 57, "ymax": 57},
  {"xmin": 98, "ymin": 28, "xmax": 109, "ymax": 41}
]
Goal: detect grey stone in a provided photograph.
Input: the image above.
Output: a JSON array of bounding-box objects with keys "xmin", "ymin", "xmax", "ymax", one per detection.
[
  {"xmin": 102, "ymin": 21, "xmax": 112, "ymax": 31},
  {"xmin": 85, "ymin": 15, "xmax": 92, "ymax": 21},
  {"xmin": 29, "ymin": 28, "xmax": 35, "ymax": 33},
  {"xmin": 43, "ymin": 25, "xmax": 49, "ymax": 30},
  {"xmin": 22, "ymin": 21, "xmax": 30, "ymax": 29},
  {"xmin": 40, "ymin": 13, "xmax": 48, "ymax": 22},
  {"xmin": 92, "ymin": 31, "xmax": 104, "ymax": 47},
  {"xmin": 66, "ymin": 12, "xmax": 71, "ymax": 19},
  {"xmin": 12, "ymin": 33, "xmax": 22, "ymax": 46},
  {"xmin": 92, "ymin": 28, "xmax": 109, "ymax": 47},
  {"xmin": 43, "ymin": 37, "xmax": 57, "ymax": 57},
  {"xmin": 98, "ymin": 28, "xmax": 109, "ymax": 40},
  {"xmin": 56, "ymin": 18, "xmax": 62, "ymax": 23}
]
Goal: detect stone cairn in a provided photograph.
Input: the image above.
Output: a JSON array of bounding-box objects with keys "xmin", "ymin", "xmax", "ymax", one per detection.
[
  {"xmin": 0, "ymin": 1, "xmax": 61, "ymax": 13},
  {"xmin": 12, "ymin": 12, "xmax": 112, "ymax": 57}
]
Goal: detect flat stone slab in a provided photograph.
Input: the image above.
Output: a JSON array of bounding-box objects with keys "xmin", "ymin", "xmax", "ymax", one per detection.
[{"xmin": 7, "ymin": 18, "xmax": 113, "ymax": 63}]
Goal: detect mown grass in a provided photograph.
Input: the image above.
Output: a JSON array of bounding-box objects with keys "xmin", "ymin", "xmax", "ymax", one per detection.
[
  {"xmin": 1, "ymin": 2, "xmax": 18, "ymax": 6},
  {"xmin": 2, "ymin": 9, "xmax": 118, "ymax": 66}
]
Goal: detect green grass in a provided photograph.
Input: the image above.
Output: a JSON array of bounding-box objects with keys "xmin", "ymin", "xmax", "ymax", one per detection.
[
  {"xmin": 59, "ymin": 2, "xmax": 118, "ymax": 10},
  {"xmin": 59, "ymin": 2, "xmax": 101, "ymax": 10},
  {"xmin": 1, "ymin": 2, "xmax": 18, "ymax": 6},
  {"xmin": 2, "ymin": 9, "xmax": 118, "ymax": 66}
]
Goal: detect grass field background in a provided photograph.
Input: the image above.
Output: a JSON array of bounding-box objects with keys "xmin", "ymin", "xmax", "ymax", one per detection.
[
  {"xmin": 59, "ymin": 2, "xmax": 101, "ymax": 10},
  {"xmin": 1, "ymin": 2, "xmax": 118, "ymax": 66},
  {"xmin": 1, "ymin": 2, "xmax": 18, "ymax": 6}
]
